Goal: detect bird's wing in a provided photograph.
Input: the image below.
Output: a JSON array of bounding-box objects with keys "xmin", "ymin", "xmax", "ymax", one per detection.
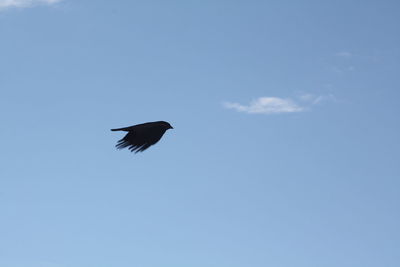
[
  {"xmin": 115, "ymin": 124, "xmax": 166, "ymax": 153},
  {"xmin": 111, "ymin": 122, "xmax": 157, "ymax": 132}
]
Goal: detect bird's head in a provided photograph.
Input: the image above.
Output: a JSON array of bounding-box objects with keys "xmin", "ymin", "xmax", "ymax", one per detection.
[{"xmin": 161, "ymin": 121, "xmax": 173, "ymax": 130}]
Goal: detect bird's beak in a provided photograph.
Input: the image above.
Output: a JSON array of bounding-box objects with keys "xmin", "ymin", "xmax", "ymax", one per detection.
[{"xmin": 170, "ymin": 126, "xmax": 174, "ymax": 129}]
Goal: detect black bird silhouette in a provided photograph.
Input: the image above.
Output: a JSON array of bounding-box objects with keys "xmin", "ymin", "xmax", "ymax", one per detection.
[{"xmin": 111, "ymin": 121, "xmax": 173, "ymax": 153}]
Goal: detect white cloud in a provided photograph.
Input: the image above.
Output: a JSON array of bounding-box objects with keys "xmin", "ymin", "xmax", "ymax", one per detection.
[
  {"xmin": 223, "ymin": 97, "xmax": 304, "ymax": 114},
  {"xmin": 224, "ymin": 94, "xmax": 336, "ymax": 115},
  {"xmin": 0, "ymin": 0, "xmax": 61, "ymax": 9}
]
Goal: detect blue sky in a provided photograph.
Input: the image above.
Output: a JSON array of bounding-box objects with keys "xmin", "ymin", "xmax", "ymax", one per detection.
[{"xmin": 1, "ymin": 1, "xmax": 399, "ymax": 266}]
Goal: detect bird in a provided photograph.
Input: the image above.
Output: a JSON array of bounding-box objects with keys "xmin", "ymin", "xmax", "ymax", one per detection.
[{"xmin": 111, "ymin": 121, "xmax": 173, "ymax": 153}]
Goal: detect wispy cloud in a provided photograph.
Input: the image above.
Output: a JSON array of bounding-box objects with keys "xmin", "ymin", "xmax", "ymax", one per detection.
[
  {"xmin": 331, "ymin": 65, "xmax": 356, "ymax": 74},
  {"xmin": 299, "ymin": 93, "xmax": 336, "ymax": 104},
  {"xmin": 0, "ymin": 0, "xmax": 61, "ymax": 9},
  {"xmin": 335, "ymin": 51, "xmax": 353, "ymax": 58},
  {"xmin": 330, "ymin": 51, "xmax": 357, "ymax": 74},
  {"xmin": 223, "ymin": 97, "xmax": 304, "ymax": 114}
]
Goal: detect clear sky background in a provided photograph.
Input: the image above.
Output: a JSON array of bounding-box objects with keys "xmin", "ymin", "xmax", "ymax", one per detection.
[{"xmin": 1, "ymin": 1, "xmax": 399, "ymax": 267}]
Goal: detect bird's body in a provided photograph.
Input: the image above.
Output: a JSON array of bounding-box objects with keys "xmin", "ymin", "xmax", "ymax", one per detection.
[{"xmin": 111, "ymin": 121, "xmax": 173, "ymax": 153}]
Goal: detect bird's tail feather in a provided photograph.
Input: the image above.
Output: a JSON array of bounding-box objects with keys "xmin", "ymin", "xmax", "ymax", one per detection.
[
  {"xmin": 115, "ymin": 138, "xmax": 130, "ymax": 149},
  {"xmin": 116, "ymin": 138, "xmax": 150, "ymax": 153}
]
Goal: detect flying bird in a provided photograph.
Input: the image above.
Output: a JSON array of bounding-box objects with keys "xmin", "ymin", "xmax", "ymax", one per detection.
[{"xmin": 111, "ymin": 121, "xmax": 173, "ymax": 153}]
